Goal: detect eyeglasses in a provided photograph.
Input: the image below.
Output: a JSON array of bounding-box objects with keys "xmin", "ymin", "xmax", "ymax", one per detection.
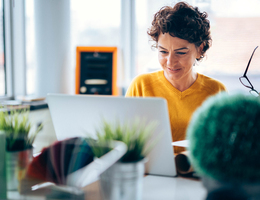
[{"xmin": 239, "ymin": 46, "xmax": 259, "ymax": 97}]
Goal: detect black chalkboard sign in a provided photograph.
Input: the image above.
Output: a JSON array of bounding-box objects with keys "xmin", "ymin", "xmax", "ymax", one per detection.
[{"xmin": 75, "ymin": 47, "xmax": 118, "ymax": 95}]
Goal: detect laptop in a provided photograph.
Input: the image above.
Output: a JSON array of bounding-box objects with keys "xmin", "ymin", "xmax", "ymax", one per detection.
[{"xmin": 47, "ymin": 93, "xmax": 177, "ymax": 177}]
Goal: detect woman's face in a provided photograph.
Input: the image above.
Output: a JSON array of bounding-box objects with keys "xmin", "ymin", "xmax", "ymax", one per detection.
[{"xmin": 158, "ymin": 33, "xmax": 202, "ymax": 87}]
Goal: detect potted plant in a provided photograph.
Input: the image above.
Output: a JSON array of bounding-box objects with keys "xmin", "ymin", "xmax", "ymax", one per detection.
[
  {"xmin": 90, "ymin": 118, "xmax": 158, "ymax": 200},
  {"xmin": 0, "ymin": 105, "xmax": 43, "ymax": 191},
  {"xmin": 186, "ymin": 93, "xmax": 260, "ymax": 199}
]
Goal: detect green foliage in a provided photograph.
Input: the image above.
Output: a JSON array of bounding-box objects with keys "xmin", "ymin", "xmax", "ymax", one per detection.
[
  {"xmin": 0, "ymin": 106, "xmax": 43, "ymax": 151},
  {"xmin": 187, "ymin": 93, "xmax": 260, "ymax": 183},
  {"xmin": 90, "ymin": 118, "xmax": 158, "ymax": 163}
]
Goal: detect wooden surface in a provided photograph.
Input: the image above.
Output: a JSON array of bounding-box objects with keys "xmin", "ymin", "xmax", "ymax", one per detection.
[{"xmin": 83, "ymin": 180, "xmax": 102, "ymax": 200}]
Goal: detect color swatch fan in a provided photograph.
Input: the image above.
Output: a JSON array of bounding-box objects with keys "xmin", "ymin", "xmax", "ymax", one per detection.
[{"xmin": 27, "ymin": 137, "xmax": 94, "ymax": 185}]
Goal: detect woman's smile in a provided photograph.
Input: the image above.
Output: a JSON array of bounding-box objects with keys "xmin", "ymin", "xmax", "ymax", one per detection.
[
  {"xmin": 158, "ymin": 33, "xmax": 203, "ymax": 91},
  {"xmin": 167, "ymin": 67, "xmax": 182, "ymax": 72}
]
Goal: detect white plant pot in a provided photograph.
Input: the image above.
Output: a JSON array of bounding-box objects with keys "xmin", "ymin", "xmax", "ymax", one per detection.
[
  {"xmin": 100, "ymin": 158, "xmax": 146, "ymax": 200},
  {"xmin": 6, "ymin": 148, "xmax": 33, "ymax": 191}
]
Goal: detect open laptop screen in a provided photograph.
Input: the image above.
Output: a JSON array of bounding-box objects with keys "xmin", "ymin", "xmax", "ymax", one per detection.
[{"xmin": 47, "ymin": 94, "xmax": 176, "ymax": 177}]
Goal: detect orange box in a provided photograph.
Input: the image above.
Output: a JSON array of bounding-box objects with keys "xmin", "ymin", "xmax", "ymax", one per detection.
[{"xmin": 75, "ymin": 46, "xmax": 118, "ymax": 95}]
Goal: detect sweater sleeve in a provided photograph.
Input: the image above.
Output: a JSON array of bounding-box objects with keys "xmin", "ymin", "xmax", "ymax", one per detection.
[{"xmin": 125, "ymin": 75, "xmax": 145, "ymax": 97}]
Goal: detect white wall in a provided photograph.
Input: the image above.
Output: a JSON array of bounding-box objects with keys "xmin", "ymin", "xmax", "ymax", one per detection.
[{"xmin": 34, "ymin": 0, "xmax": 72, "ymax": 97}]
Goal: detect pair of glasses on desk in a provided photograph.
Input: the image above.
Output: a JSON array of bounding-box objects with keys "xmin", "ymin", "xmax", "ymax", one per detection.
[{"xmin": 239, "ymin": 46, "xmax": 259, "ymax": 97}]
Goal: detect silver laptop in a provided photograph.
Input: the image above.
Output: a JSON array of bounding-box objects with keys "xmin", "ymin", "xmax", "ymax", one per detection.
[{"xmin": 47, "ymin": 93, "xmax": 177, "ymax": 177}]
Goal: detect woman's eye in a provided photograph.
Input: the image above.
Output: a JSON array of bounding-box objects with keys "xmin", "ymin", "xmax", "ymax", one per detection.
[
  {"xmin": 176, "ymin": 52, "xmax": 187, "ymax": 55},
  {"xmin": 160, "ymin": 51, "xmax": 168, "ymax": 54}
]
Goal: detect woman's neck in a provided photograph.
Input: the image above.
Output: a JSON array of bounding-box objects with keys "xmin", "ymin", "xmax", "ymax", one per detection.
[{"xmin": 165, "ymin": 71, "xmax": 198, "ymax": 92}]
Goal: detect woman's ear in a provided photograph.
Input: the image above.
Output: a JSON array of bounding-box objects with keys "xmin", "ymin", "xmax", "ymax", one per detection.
[{"xmin": 196, "ymin": 43, "xmax": 205, "ymax": 59}]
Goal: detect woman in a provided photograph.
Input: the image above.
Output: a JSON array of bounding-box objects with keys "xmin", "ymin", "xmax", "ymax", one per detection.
[{"xmin": 125, "ymin": 2, "xmax": 227, "ymax": 153}]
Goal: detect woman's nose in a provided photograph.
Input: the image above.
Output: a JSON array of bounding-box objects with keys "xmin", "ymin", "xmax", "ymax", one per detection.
[{"xmin": 167, "ymin": 53, "xmax": 177, "ymax": 66}]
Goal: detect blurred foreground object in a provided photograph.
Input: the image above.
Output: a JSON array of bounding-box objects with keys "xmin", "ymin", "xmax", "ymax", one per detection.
[
  {"xmin": 0, "ymin": 105, "xmax": 43, "ymax": 191},
  {"xmin": 24, "ymin": 137, "xmax": 126, "ymax": 198},
  {"xmin": 187, "ymin": 93, "xmax": 260, "ymax": 199},
  {"xmin": 90, "ymin": 119, "xmax": 158, "ymax": 200},
  {"xmin": 0, "ymin": 106, "xmax": 43, "ymax": 152},
  {"xmin": 27, "ymin": 137, "xmax": 94, "ymax": 185},
  {"xmin": 0, "ymin": 131, "xmax": 7, "ymax": 199}
]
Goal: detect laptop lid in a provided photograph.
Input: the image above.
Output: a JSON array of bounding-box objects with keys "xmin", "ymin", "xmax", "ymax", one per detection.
[{"xmin": 47, "ymin": 93, "xmax": 176, "ymax": 177}]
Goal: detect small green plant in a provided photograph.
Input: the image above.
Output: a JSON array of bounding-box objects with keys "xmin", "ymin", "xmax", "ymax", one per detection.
[
  {"xmin": 90, "ymin": 118, "xmax": 159, "ymax": 163},
  {"xmin": 0, "ymin": 105, "xmax": 43, "ymax": 151}
]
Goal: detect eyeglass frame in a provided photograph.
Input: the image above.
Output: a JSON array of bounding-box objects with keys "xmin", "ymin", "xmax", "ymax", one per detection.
[{"xmin": 239, "ymin": 46, "xmax": 259, "ymax": 96}]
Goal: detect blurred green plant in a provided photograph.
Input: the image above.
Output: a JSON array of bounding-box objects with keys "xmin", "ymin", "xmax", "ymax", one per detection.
[
  {"xmin": 187, "ymin": 93, "xmax": 260, "ymax": 183},
  {"xmin": 0, "ymin": 106, "xmax": 43, "ymax": 151},
  {"xmin": 90, "ymin": 118, "xmax": 159, "ymax": 163}
]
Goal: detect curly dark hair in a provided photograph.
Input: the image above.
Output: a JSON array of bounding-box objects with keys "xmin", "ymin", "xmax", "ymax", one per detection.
[{"xmin": 147, "ymin": 2, "xmax": 211, "ymax": 61}]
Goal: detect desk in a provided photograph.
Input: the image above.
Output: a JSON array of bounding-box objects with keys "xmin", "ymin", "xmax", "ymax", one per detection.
[
  {"xmin": 7, "ymin": 175, "xmax": 207, "ymax": 200},
  {"xmin": 143, "ymin": 175, "xmax": 207, "ymax": 200}
]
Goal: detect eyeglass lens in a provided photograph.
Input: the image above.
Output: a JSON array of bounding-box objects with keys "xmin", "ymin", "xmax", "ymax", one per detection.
[
  {"xmin": 250, "ymin": 90, "xmax": 259, "ymax": 97},
  {"xmin": 239, "ymin": 77, "xmax": 252, "ymax": 89}
]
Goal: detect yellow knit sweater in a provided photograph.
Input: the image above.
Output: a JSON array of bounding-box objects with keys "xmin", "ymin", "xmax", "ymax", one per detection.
[{"xmin": 125, "ymin": 70, "xmax": 227, "ymax": 153}]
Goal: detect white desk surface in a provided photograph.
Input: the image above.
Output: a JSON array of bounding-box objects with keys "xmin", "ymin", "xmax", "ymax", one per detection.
[
  {"xmin": 143, "ymin": 175, "xmax": 207, "ymax": 200},
  {"xmin": 7, "ymin": 175, "xmax": 207, "ymax": 200}
]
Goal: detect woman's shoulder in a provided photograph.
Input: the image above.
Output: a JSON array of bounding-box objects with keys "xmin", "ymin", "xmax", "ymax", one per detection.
[
  {"xmin": 198, "ymin": 73, "xmax": 227, "ymax": 91},
  {"xmin": 125, "ymin": 70, "xmax": 164, "ymax": 97},
  {"xmin": 131, "ymin": 70, "xmax": 163, "ymax": 83}
]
